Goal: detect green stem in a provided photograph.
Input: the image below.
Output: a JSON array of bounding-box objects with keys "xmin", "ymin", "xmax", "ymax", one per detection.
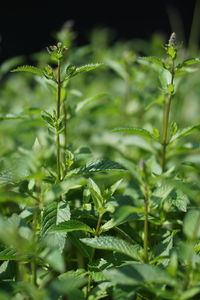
[
  {"xmin": 56, "ymin": 60, "xmax": 61, "ymax": 182},
  {"xmin": 161, "ymin": 61, "xmax": 175, "ymax": 172},
  {"xmin": 31, "ymin": 182, "xmax": 40, "ymax": 286},
  {"xmin": 87, "ymin": 213, "xmax": 103, "ymax": 296},
  {"xmin": 143, "ymin": 183, "xmax": 149, "ymax": 264},
  {"xmin": 63, "ymin": 102, "xmax": 67, "ymax": 158}
]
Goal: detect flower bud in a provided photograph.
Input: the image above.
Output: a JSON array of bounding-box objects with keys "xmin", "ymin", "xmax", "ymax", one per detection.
[{"xmin": 168, "ymin": 32, "xmax": 176, "ymax": 48}]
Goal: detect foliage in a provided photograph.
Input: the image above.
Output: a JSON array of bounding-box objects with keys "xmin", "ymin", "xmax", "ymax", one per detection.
[{"xmin": 0, "ymin": 24, "xmax": 200, "ymax": 300}]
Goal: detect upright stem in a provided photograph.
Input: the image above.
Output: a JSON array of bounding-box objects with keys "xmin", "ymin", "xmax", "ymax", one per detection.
[
  {"xmin": 31, "ymin": 182, "xmax": 40, "ymax": 286},
  {"xmin": 63, "ymin": 102, "xmax": 67, "ymax": 156},
  {"xmin": 143, "ymin": 183, "xmax": 149, "ymax": 264},
  {"xmin": 161, "ymin": 60, "xmax": 175, "ymax": 172},
  {"xmin": 56, "ymin": 60, "xmax": 61, "ymax": 182},
  {"xmin": 87, "ymin": 213, "xmax": 103, "ymax": 296}
]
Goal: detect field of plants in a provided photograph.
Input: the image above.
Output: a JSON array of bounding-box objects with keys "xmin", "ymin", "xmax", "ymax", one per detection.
[{"xmin": 1, "ymin": 22, "xmax": 200, "ymax": 300}]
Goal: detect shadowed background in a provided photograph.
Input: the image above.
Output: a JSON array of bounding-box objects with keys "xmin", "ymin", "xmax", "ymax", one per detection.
[{"xmin": 0, "ymin": 1, "xmax": 199, "ymax": 62}]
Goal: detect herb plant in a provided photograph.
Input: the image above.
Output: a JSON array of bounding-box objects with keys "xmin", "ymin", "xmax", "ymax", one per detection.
[{"xmin": 0, "ymin": 29, "xmax": 200, "ymax": 300}]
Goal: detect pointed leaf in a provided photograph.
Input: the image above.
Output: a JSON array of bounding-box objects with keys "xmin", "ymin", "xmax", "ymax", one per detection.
[
  {"xmin": 138, "ymin": 56, "xmax": 165, "ymax": 68},
  {"xmin": 88, "ymin": 178, "xmax": 104, "ymax": 209},
  {"xmin": 81, "ymin": 236, "xmax": 143, "ymax": 261},
  {"xmin": 41, "ymin": 200, "xmax": 71, "ymax": 252},
  {"xmin": 0, "ymin": 248, "xmax": 20, "ymax": 261},
  {"xmin": 103, "ymin": 263, "xmax": 176, "ymax": 286},
  {"xmin": 170, "ymin": 124, "xmax": 200, "ymax": 143},
  {"xmin": 11, "ymin": 65, "xmax": 44, "ymax": 76},
  {"xmin": 112, "ymin": 127, "xmax": 156, "ymax": 141},
  {"xmin": 50, "ymin": 220, "xmax": 93, "ymax": 233},
  {"xmin": 70, "ymin": 63, "xmax": 104, "ymax": 78},
  {"xmin": 68, "ymin": 160, "xmax": 125, "ymax": 177},
  {"xmin": 177, "ymin": 58, "xmax": 200, "ymax": 69},
  {"xmin": 75, "ymin": 93, "xmax": 107, "ymax": 113},
  {"xmin": 110, "ymin": 179, "xmax": 123, "ymax": 196}
]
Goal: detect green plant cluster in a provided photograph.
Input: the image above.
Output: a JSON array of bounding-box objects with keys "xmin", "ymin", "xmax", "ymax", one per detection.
[{"xmin": 0, "ymin": 26, "xmax": 200, "ymax": 300}]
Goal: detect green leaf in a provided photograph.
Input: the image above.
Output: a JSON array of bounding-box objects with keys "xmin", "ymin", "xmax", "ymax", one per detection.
[
  {"xmin": 0, "ymin": 114, "xmax": 26, "ymax": 121},
  {"xmin": 177, "ymin": 58, "xmax": 200, "ymax": 69},
  {"xmin": 110, "ymin": 179, "xmax": 123, "ymax": 196},
  {"xmin": 112, "ymin": 127, "xmax": 156, "ymax": 141},
  {"xmin": 41, "ymin": 200, "xmax": 71, "ymax": 252},
  {"xmin": 75, "ymin": 93, "xmax": 107, "ymax": 113},
  {"xmin": 88, "ymin": 178, "xmax": 104, "ymax": 210},
  {"xmin": 50, "ymin": 220, "xmax": 93, "ymax": 233},
  {"xmin": 138, "ymin": 56, "xmax": 165, "ymax": 68},
  {"xmin": 166, "ymin": 189, "xmax": 189, "ymax": 212},
  {"xmin": 0, "ymin": 248, "xmax": 19, "ymax": 261},
  {"xmin": 113, "ymin": 285, "xmax": 136, "ymax": 300},
  {"xmin": 183, "ymin": 210, "xmax": 200, "ymax": 240},
  {"xmin": 102, "ymin": 206, "xmax": 144, "ymax": 232},
  {"xmin": 0, "ymin": 56, "xmax": 23, "ymax": 79},
  {"xmin": 70, "ymin": 63, "xmax": 104, "ymax": 78},
  {"xmin": 81, "ymin": 236, "xmax": 143, "ymax": 261},
  {"xmin": 180, "ymin": 287, "xmax": 200, "ymax": 300},
  {"xmin": 41, "ymin": 110, "xmax": 55, "ymax": 127},
  {"xmin": 87, "ymin": 282, "xmax": 111, "ymax": 299},
  {"xmin": 116, "ymin": 157, "xmax": 142, "ymax": 184},
  {"xmin": 170, "ymin": 124, "xmax": 200, "ymax": 143},
  {"xmin": 105, "ymin": 59, "xmax": 127, "ymax": 79},
  {"xmin": 66, "ymin": 64, "xmax": 76, "ymax": 78},
  {"xmin": 103, "ymin": 263, "xmax": 176, "ymax": 286},
  {"xmin": 69, "ymin": 160, "xmax": 125, "ymax": 177},
  {"xmin": 11, "ymin": 65, "xmax": 44, "ymax": 76},
  {"xmin": 68, "ymin": 232, "xmax": 93, "ymax": 259},
  {"xmin": 44, "ymin": 178, "xmax": 84, "ymax": 201}
]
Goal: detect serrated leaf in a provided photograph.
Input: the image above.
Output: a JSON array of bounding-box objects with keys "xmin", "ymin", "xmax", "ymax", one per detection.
[
  {"xmin": 68, "ymin": 160, "xmax": 125, "ymax": 177},
  {"xmin": 11, "ymin": 65, "xmax": 44, "ymax": 77},
  {"xmin": 167, "ymin": 189, "xmax": 188, "ymax": 212},
  {"xmin": 0, "ymin": 248, "xmax": 20, "ymax": 261},
  {"xmin": 170, "ymin": 124, "xmax": 200, "ymax": 143},
  {"xmin": 50, "ymin": 220, "xmax": 93, "ymax": 233},
  {"xmin": 66, "ymin": 64, "xmax": 76, "ymax": 78},
  {"xmin": 138, "ymin": 56, "xmax": 165, "ymax": 68},
  {"xmin": 103, "ymin": 263, "xmax": 176, "ymax": 286},
  {"xmin": 177, "ymin": 58, "xmax": 200, "ymax": 69},
  {"xmin": 81, "ymin": 236, "xmax": 143, "ymax": 261},
  {"xmin": 41, "ymin": 200, "xmax": 71, "ymax": 252},
  {"xmin": 112, "ymin": 127, "xmax": 156, "ymax": 141},
  {"xmin": 70, "ymin": 63, "xmax": 104, "ymax": 78}
]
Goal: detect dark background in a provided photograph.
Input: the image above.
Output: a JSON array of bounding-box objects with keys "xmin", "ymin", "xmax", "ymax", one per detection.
[{"xmin": 0, "ymin": 1, "xmax": 198, "ymax": 62}]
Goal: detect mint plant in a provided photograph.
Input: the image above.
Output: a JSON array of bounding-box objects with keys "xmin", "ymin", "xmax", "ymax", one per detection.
[{"xmin": 0, "ymin": 29, "xmax": 200, "ymax": 300}]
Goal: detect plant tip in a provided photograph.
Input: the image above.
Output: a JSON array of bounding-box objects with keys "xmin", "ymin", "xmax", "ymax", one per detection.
[{"xmin": 168, "ymin": 32, "xmax": 177, "ymax": 48}]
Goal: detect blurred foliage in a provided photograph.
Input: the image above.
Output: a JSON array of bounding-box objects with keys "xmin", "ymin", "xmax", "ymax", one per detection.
[{"xmin": 0, "ymin": 12, "xmax": 200, "ymax": 299}]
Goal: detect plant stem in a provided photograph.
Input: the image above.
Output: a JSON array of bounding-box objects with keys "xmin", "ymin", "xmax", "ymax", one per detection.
[
  {"xmin": 63, "ymin": 102, "xmax": 67, "ymax": 158},
  {"xmin": 87, "ymin": 213, "xmax": 103, "ymax": 296},
  {"xmin": 31, "ymin": 182, "xmax": 40, "ymax": 286},
  {"xmin": 143, "ymin": 183, "xmax": 149, "ymax": 264},
  {"xmin": 56, "ymin": 60, "xmax": 61, "ymax": 182},
  {"xmin": 161, "ymin": 61, "xmax": 175, "ymax": 172}
]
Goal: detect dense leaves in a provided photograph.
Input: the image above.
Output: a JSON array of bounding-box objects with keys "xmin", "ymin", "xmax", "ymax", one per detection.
[{"xmin": 0, "ymin": 26, "xmax": 200, "ymax": 300}]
